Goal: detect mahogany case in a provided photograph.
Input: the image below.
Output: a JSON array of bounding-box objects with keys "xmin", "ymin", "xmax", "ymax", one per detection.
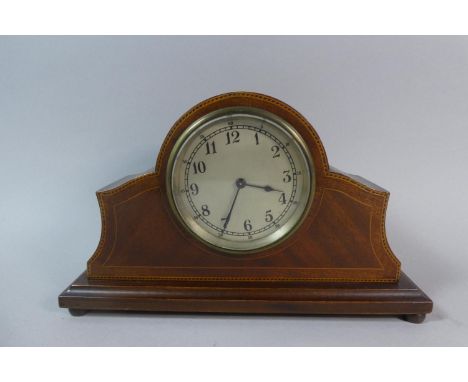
[{"xmin": 59, "ymin": 92, "xmax": 432, "ymax": 322}]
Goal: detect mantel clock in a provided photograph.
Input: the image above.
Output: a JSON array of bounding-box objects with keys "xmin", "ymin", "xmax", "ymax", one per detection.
[{"xmin": 59, "ymin": 92, "xmax": 432, "ymax": 323}]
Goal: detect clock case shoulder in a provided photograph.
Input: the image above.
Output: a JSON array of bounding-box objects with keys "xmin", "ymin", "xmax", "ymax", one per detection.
[{"xmin": 86, "ymin": 92, "xmax": 401, "ymax": 283}]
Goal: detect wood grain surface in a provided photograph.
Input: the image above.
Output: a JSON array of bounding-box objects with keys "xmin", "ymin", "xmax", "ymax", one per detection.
[{"xmin": 87, "ymin": 92, "xmax": 401, "ymax": 282}]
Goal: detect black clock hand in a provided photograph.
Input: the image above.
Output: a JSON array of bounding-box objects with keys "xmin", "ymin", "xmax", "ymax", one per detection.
[
  {"xmin": 244, "ymin": 182, "xmax": 283, "ymax": 193},
  {"xmin": 221, "ymin": 178, "xmax": 246, "ymax": 230}
]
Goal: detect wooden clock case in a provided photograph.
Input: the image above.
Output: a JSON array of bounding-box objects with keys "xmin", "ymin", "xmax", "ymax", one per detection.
[{"xmin": 59, "ymin": 92, "xmax": 432, "ymax": 323}]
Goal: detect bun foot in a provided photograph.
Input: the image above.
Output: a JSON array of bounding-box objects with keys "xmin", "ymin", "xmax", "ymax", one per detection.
[
  {"xmin": 402, "ymin": 314, "xmax": 426, "ymax": 324},
  {"xmin": 68, "ymin": 309, "xmax": 88, "ymax": 316}
]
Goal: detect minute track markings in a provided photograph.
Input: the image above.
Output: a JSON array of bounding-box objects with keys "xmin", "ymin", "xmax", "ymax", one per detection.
[
  {"xmin": 184, "ymin": 124, "xmax": 297, "ymax": 236},
  {"xmin": 184, "ymin": 124, "xmax": 298, "ymax": 237}
]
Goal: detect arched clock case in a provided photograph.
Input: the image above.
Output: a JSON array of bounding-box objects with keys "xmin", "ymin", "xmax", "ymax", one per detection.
[{"xmin": 58, "ymin": 92, "xmax": 432, "ymax": 323}]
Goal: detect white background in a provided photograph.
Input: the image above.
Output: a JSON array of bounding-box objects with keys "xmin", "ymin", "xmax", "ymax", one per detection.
[{"xmin": 1, "ymin": 36, "xmax": 467, "ymax": 346}]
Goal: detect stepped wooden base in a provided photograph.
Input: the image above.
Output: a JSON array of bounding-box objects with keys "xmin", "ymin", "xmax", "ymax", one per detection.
[{"xmin": 58, "ymin": 271, "xmax": 432, "ymax": 323}]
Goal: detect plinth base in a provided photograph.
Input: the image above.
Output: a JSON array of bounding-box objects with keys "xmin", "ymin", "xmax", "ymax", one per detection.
[{"xmin": 58, "ymin": 271, "xmax": 432, "ymax": 323}]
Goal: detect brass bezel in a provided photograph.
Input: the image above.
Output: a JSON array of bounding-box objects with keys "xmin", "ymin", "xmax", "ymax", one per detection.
[{"xmin": 166, "ymin": 106, "xmax": 315, "ymax": 254}]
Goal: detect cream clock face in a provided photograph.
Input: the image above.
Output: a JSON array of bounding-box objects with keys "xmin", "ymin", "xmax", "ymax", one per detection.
[{"xmin": 167, "ymin": 107, "xmax": 314, "ymax": 253}]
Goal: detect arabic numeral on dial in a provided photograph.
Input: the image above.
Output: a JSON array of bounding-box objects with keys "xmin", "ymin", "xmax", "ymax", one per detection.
[
  {"xmin": 254, "ymin": 132, "xmax": 259, "ymax": 145},
  {"xmin": 279, "ymin": 192, "xmax": 287, "ymax": 205},
  {"xmin": 205, "ymin": 141, "xmax": 217, "ymax": 155},
  {"xmin": 226, "ymin": 130, "xmax": 240, "ymax": 145},
  {"xmin": 283, "ymin": 170, "xmax": 292, "ymax": 183},
  {"xmin": 201, "ymin": 204, "xmax": 210, "ymax": 216},
  {"xmin": 189, "ymin": 183, "xmax": 199, "ymax": 195},
  {"xmin": 265, "ymin": 210, "xmax": 273, "ymax": 223},
  {"xmin": 192, "ymin": 161, "xmax": 206, "ymax": 174},
  {"xmin": 243, "ymin": 219, "xmax": 252, "ymax": 231},
  {"xmin": 271, "ymin": 145, "xmax": 280, "ymax": 158}
]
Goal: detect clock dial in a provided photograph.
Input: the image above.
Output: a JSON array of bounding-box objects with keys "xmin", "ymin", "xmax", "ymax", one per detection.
[{"xmin": 167, "ymin": 107, "xmax": 314, "ymax": 253}]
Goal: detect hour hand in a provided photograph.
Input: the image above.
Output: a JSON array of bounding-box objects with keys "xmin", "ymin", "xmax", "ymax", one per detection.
[{"xmin": 244, "ymin": 182, "xmax": 283, "ymax": 193}]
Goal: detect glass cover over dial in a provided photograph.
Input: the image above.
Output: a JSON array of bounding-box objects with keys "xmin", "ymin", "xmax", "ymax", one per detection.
[{"xmin": 167, "ymin": 107, "xmax": 314, "ymax": 253}]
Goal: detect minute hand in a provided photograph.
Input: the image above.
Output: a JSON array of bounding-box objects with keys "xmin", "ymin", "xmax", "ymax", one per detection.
[
  {"xmin": 244, "ymin": 182, "xmax": 283, "ymax": 193},
  {"xmin": 221, "ymin": 186, "xmax": 241, "ymax": 230}
]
